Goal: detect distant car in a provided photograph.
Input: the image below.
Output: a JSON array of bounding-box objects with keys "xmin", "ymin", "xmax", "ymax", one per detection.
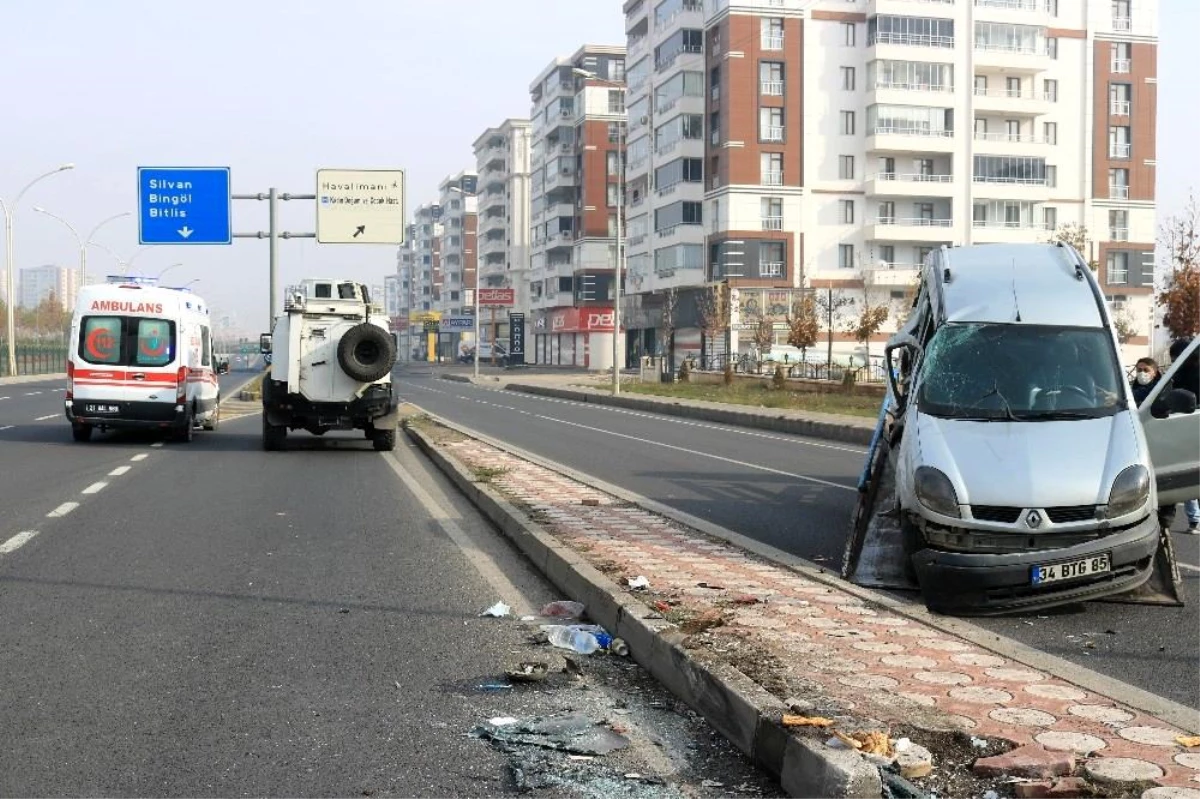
[
  {"xmin": 459, "ymin": 341, "xmax": 508, "ymax": 366},
  {"xmin": 215, "ymin": 357, "xmax": 230, "ymax": 375}
]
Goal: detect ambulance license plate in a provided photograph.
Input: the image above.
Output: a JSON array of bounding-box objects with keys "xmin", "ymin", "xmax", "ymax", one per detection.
[
  {"xmin": 84, "ymin": 404, "xmax": 120, "ymax": 414},
  {"xmin": 1031, "ymin": 553, "xmax": 1111, "ymax": 586}
]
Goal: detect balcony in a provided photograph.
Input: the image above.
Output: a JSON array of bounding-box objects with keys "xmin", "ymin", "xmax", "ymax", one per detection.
[
  {"xmin": 1110, "ymin": 100, "xmax": 1131, "ymax": 117},
  {"xmin": 976, "ymin": 0, "xmax": 1039, "ymax": 9},
  {"xmin": 973, "ymin": 131, "xmax": 1049, "ymax": 155},
  {"xmin": 870, "ymin": 31, "xmax": 955, "ymax": 49},
  {"xmin": 1111, "ymin": 58, "xmax": 1131, "ymax": 73},
  {"xmin": 971, "ymin": 175, "xmax": 1050, "ymax": 200},
  {"xmin": 1110, "ymin": 143, "xmax": 1131, "ymax": 159},
  {"xmin": 762, "ymin": 171, "xmax": 784, "ymax": 186},
  {"xmin": 546, "ymin": 231, "xmax": 575, "ymax": 252},
  {"xmin": 864, "ymin": 264, "xmax": 921, "ymax": 287},
  {"xmin": 866, "ymin": 172, "xmax": 956, "ymax": 196},
  {"xmin": 761, "ymin": 216, "xmax": 784, "ymax": 231},
  {"xmin": 1110, "ymin": 227, "xmax": 1130, "ymax": 241},
  {"xmin": 869, "ymin": 80, "xmax": 955, "ymax": 107},
  {"xmin": 760, "ymin": 80, "xmax": 784, "ymax": 96},
  {"xmin": 868, "ymin": 216, "xmax": 952, "ymax": 242},
  {"xmin": 761, "ymin": 34, "xmax": 784, "ymax": 50},
  {"xmin": 762, "ymin": 126, "xmax": 784, "ymax": 142},
  {"xmin": 974, "ymin": 41, "xmax": 1050, "ymax": 72},
  {"xmin": 971, "ymin": 219, "xmax": 1049, "ymax": 243},
  {"xmin": 1113, "ymin": 16, "xmax": 1132, "ymax": 31},
  {"xmin": 972, "ymin": 86, "xmax": 1050, "ymax": 116},
  {"xmin": 760, "ymin": 262, "xmax": 785, "ymax": 278},
  {"xmin": 543, "ymin": 167, "xmax": 577, "ymax": 190},
  {"xmin": 866, "ymin": 127, "xmax": 956, "ymax": 153},
  {"xmin": 1109, "ymin": 184, "xmax": 1130, "ymax": 200}
]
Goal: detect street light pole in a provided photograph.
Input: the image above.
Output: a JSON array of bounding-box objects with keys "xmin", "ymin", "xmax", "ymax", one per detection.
[
  {"xmin": 155, "ymin": 262, "xmax": 185, "ymax": 281},
  {"xmin": 573, "ymin": 68, "xmax": 625, "ymax": 395},
  {"xmin": 2, "ymin": 163, "xmax": 74, "ymax": 376},
  {"xmin": 33, "ymin": 208, "xmax": 129, "ymax": 300}
]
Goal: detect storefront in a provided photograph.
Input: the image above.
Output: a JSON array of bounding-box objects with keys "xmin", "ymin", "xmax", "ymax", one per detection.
[{"xmin": 530, "ymin": 307, "xmax": 616, "ymax": 369}]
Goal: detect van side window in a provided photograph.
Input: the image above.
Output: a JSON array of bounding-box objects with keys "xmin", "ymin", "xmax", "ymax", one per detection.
[
  {"xmin": 201, "ymin": 326, "xmax": 212, "ymax": 367},
  {"xmin": 314, "ymin": 284, "xmax": 332, "ymax": 298},
  {"xmin": 338, "ymin": 283, "xmax": 357, "ymax": 300}
]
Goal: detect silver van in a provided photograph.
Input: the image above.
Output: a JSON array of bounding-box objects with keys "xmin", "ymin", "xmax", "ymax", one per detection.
[{"xmin": 883, "ymin": 242, "xmax": 1166, "ymax": 613}]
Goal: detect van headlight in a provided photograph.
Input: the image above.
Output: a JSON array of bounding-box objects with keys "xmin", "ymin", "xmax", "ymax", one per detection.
[
  {"xmin": 1106, "ymin": 465, "xmax": 1150, "ymax": 519},
  {"xmin": 915, "ymin": 466, "xmax": 961, "ymax": 518}
]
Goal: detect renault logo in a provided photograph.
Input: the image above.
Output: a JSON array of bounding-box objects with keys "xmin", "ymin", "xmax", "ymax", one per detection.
[{"xmin": 1026, "ymin": 511, "xmax": 1043, "ymax": 529}]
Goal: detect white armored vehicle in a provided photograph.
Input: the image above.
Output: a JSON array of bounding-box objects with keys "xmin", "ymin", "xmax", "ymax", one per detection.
[{"xmin": 258, "ymin": 278, "xmax": 399, "ymax": 451}]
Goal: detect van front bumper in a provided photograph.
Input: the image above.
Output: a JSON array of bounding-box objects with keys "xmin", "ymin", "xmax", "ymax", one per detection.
[{"xmin": 911, "ymin": 514, "xmax": 1160, "ymax": 615}]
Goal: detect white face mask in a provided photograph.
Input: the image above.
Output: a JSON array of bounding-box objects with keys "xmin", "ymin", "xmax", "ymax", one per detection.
[{"xmin": 1136, "ymin": 372, "xmax": 1154, "ymax": 385}]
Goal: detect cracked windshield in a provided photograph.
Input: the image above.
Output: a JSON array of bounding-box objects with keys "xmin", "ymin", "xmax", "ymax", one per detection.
[
  {"xmin": 919, "ymin": 324, "xmax": 1125, "ymax": 420},
  {"xmin": 1, "ymin": 1, "xmax": 1198, "ymax": 798}
]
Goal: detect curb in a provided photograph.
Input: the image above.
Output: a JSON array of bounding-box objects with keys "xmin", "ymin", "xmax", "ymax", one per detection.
[
  {"xmin": 405, "ymin": 421, "xmax": 884, "ymax": 798},
  {"xmin": 501, "ymin": 383, "xmax": 875, "ymax": 446},
  {"xmin": 0, "ymin": 372, "xmax": 67, "ymax": 386}
]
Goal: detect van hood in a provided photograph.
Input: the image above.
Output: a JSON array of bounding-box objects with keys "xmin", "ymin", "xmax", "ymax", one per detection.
[{"xmin": 915, "ymin": 411, "xmax": 1143, "ymax": 508}]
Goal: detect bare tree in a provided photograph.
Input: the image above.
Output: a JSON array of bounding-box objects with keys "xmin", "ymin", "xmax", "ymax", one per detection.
[
  {"xmin": 1112, "ymin": 310, "xmax": 1138, "ymax": 345},
  {"xmin": 697, "ymin": 282, "xmax": 730, "ymax": 369},
  {"xmin": 659, "ymin": 287, "xmax": 678, "ymax": 369},
  {"xmin": 814, "ymin": 286, "xmax": 854, "ymax": 370},
  {"xmin": 1158, "ymin": 191, "xmax": 1200, "ymax": 340},
  {"xmin": 845, "ymin": 289, "xmax": 890, "ymax": 360},
  {"xmin": 785, "ymin": 292, "xmax": 819, "ymax": 361},
  {"xmin": 1047, "ymin": 223, "xmax": 1099, "ymax": 270},
  {"xmin": 751, "ymin": 315, "xmax": 774, "ymax": 350}
]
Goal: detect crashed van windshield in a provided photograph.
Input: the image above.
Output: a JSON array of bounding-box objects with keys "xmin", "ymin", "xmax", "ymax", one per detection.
[{"xmin": 918, "ymin": 323, "xmax": 1125, "ymax": 421}]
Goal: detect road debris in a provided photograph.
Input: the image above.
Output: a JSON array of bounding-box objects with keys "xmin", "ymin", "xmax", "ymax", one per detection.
[
  {"xmin": 506, "ymin": 661, "xmax": 549, "ymax": 683},
  {"xmin": 1177, "ymin": 735, "xmax": 1200, "ymax": 748},
  {"xmin": 540, "ymin": 600, "xmax": 585, "ymax": 619},
  {"xmin": 479, "ymin": 601, "xmax": 511, "ymax": 618},
  {"xmin": 471, "ymin": 713, "xmax": 632, "ymax": 756},
  {"xmin": 628, "ymin": 575, "xmax": 651, "ymax": 590},
  {"xmin": 781, "ymin": 714, "xmax": 835, "ymax": 728}
]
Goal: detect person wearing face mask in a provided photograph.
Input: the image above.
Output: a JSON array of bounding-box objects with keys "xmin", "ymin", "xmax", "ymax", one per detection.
[{"xmin": 1130, "ymin": 357, "xmax": 1161, "ymax": 405}]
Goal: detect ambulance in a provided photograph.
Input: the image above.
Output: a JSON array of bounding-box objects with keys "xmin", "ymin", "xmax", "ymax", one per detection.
[{"xmin": 65, "ymin": 277, "xmax": 221, "ymax": 442}]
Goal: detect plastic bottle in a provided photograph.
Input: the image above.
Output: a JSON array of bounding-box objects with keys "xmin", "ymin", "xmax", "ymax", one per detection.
[
  {"xmin": 546, "ymin": 625, "xmax": 602, "ymax": 654},
  {"xmin": 540, "ymin": 600, "xmax": 585, "ymax": 619}
]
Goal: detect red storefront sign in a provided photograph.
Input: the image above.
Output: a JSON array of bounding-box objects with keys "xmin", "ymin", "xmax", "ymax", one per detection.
[
  {"xmin": 546, "ymin": 308, "xmax": 616, "ymax": 333},
  {"xmin": 478, "ymin": 288, "xmax": 515, "ymax": 306}
]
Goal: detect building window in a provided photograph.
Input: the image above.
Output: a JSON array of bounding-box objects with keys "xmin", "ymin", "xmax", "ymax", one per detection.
[
  {"xmin": 1043, "ymin": 79, "xmax": 1058, "ymax": 102},
  {"xmin": 760, "ymin": 61, "xmax": 784, "ymax": 95},
  {"xmin": 917, "ymin": 202, "xmax": 935, "ymax": 221},
  {"xmin": 871, "ymin": 15, "xmax": 954, "ymax": 47},
  {"xmin": 1043, "ymin": 207, "xmax": 1057, "ymax": 231},
  {"xmin": 1046, "ymin": 37, "xmax": 1058, "ymax": 59},
  {"xmin": 608, "ymin": 89, "xmax": 625, "ymax": 114},
  {"xmin": 1111, "ymin": 41, "xmax": 1131, "ymax": 72},
  {"xmin": 759, "ymin": 242, "xmax": 786, "ymax": 278},
  {"xmin": 841, "ymin": 66, "xmax": 856, "ymax": 91},
  {"xmin": 1006, "ymin": 119, "xmax": 1021, "ymax": 140},
  {"xmin": 607, "ymin": 183, "xmax": 620, "ymax": 207},
  {"xmin": 607, "ymin": 151, "xmax": 620, "ymax": 176},
  {"xmin": 840, "ymin": 199, "xmax": 855, "ymax": 224},
  {"xmin": 1109, "ymin": 210, "xmax": 1129, "ymax": 241},
  {"xmin": 1106, "ymin": 251, "xmax": 1129, "ymax": 284},
  {"xmin": 1109, "ymin": 83, "xmax": 1131, "ymax": 116},
  {"xmin": 839, "ymin": 244, "xmax": 855, "ymax": 269},
  {"xmin": 760, "ymin": 107, "xmax": 784, "ymax": 141},
  {"xmin": 1043, "ymin": 122, "xmax": 1057, "ymax": 145},
  {"xmin": 1109, "ymin": 167, "xmax": 1129, "ymax": 199},
  {"xmin": 841, "ymin": 110, "xmax": 856, "ymax": 135},
  {"xmin": 879, "ymin": 245, "xmax": 895, "ymax": 265},
  {"xmin": 1109, "ymin": 125, "xmax": 1131, "ymax": 159},
  {"xmin": 761, "ymin": 152, "xmax": 783, "ymax": 186},
  {"xmin": 710, "ymin": 65, "xmax": 720, "ymax": 100},
  {"xmin": 762, "ymin": 17, "xmax": 784, "ymax": 50},
  {"xmin": 1046, "ymin": 165, "xmax": 1057, "ymax": 188},
  {"xmin": 843, "ymin": 22, "xmax": 856, "ymax": 46},
  {"xmin": 878, "ymin": 201, "xmax": 895, "ymax": 223},
  {"xmin": 761, "ymin": 197, "xmax": 783, "ymax": 230},
  {"xmin": 1112, "ymin": 0, "xmax": 1131, "ymax": 29},
  {"xmin": 839, "ymin": 155, "xmax": 855, "ymax": 180}
]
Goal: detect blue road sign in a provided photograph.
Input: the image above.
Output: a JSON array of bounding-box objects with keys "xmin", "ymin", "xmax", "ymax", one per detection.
[
  {"xmin": 138, "ymin": 167, "xmax": 232, "ymax": 245},
  {"xmin": 440, "ymin": 316, "xmax": 475, "ymax": 330}
]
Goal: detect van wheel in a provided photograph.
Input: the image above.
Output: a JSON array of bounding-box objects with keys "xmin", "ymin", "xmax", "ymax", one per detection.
[
  {"xmin": 900, "ymin": 515, "xmax": 921, "ymax": 583},
  {"xmin": 203, "ymin": 400, "xmax": 220, "ymax": 431},
  {"xmin": 173, "ymin": 409, "xmax": 195, "ymax": 443},
  {"xmin": 72, "ymin": 423, "xmax": 93, "ymax": 443},
  {"xmin": 371, "ymin": 427, "xmax": 396, "ymax": 452},
  {"xmin": 263, "ymin": 415, "xmax": 286, "ymax": 451}
]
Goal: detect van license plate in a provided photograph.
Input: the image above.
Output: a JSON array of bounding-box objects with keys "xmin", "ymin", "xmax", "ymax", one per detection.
[
  {"xmin": 1031, "ymin": 554, "xmax": 1111, "ymax": 586},
  {"xmin": 84, "ymin": 404, "xmax": 120, "ymax": 414}
]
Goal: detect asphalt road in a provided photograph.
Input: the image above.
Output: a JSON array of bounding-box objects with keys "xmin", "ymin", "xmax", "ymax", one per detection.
[
  {"xmin": 0, "ymin": 373, "xmax": 775, "ymax": 796},
  {"xmin": 394, "ymin": 370, "xmax": 1200, "ymax": 711}
]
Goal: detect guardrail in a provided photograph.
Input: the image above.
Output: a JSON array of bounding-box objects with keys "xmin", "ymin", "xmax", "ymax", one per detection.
[{"xmin": 0, "ymin": 342, "xmax": 68, "ymax": 378}]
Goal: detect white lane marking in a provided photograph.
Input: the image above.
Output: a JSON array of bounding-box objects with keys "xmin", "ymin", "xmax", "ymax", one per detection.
[
  {"xmin": 108, "ymin": 466, "xmax": 131, "ymax": 476},
  {"xmin": 1178, "ymin": 562, "xmax": 1200, "ymax": 574},
  {"xmin": 81, "ymin": 482, "xmax": 108, "ymax": 495},
  {"xmin": 381, "ymin": 452, "xmax": 534, "ymax": 617},
  {"xmin": 534, "ymin": 412, "xmax": 857, "ymax": 491},
  {"xmin": 0, "ymin": 425, "xmax": 13, "ymax": 432},
  {"xmin": 0, "ymin": 531, "xmax": 39, "ymax": 554},
  {"xmin": 34, "ymin": 414, "xmax": 58, "ymax": 421},
  {"xmin": 151, "ymin": 442, "xmax": 163, "ymax": 448},
  {"xmin": 47, "ymin": 502, "xmax": 79, "ymax": 518},
  {"xmin": 130, "ymin": 454, "xmax": 148, "ymax": 462},
  {"xmin": 397, "ymin": 379, "xmax": 866, "ymax": 455},
  {"xmin": 0, "ymin": 396, "xmax": 9, "ymax": 401},
  {"xmin": 23, "ymin": 391, "xmax": 42, "ymax": 396}
]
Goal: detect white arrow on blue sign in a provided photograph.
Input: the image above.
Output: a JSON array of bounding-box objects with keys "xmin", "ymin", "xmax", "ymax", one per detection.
[{"xmin": 137, "ymin": 166, "xmax": 232, "ymax": 245}]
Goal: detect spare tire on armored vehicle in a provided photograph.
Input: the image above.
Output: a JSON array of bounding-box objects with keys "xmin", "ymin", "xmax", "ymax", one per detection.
[{"xmin": 337, "ymin": 322, "xmax": 397, "ymax": 383}]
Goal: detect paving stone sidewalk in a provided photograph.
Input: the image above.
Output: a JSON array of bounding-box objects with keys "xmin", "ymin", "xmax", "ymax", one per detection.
[{"xmin": 433, "ymin": 431, "xmax": 1200, "ymax": 798}]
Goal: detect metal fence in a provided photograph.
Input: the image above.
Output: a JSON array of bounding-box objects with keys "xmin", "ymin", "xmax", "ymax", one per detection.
[
  {"xmin": 689, "ymin": 352, "xmax": 890, "ymax": 384},
  {"xmin": 0, "ymin": 341, "xmax": 69, "ymax": 378}
]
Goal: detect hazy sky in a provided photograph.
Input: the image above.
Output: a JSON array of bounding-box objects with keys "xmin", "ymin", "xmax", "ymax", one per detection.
[{"xmin": 1, "ymin": 1, "xmax": 1195, "ymax": 334}]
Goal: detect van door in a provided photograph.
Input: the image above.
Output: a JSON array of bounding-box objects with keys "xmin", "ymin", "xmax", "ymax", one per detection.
[
  {"xmin": 1139, "ymin": 338, "xmax": 1200, "ymax": 508},
  {"xmin": 124, "ymin": 317, "xmax": 180, "ymax": 413},
  {"xmin": 73, "ymin": 315, "xmax": 129, "ymax": 413}
]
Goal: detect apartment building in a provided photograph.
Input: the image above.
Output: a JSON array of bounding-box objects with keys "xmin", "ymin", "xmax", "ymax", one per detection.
[
  {"xmin": 436, "ymin": 171, "xmax": 479, "ymax": 322},
  {"xmin": 19, "ymin": 264, "xmax": 76, "ymax": 310},
  {"xmin": 473, "ymin": 119, "xmax": 533, "ymax": 348},
  {"xmin": 625, "ymin": 0, "xmax": 1157, "ymax": 364},
  {"xmin": 527, "ymin": 44, "xmax": 627, "ymax": 368}
]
